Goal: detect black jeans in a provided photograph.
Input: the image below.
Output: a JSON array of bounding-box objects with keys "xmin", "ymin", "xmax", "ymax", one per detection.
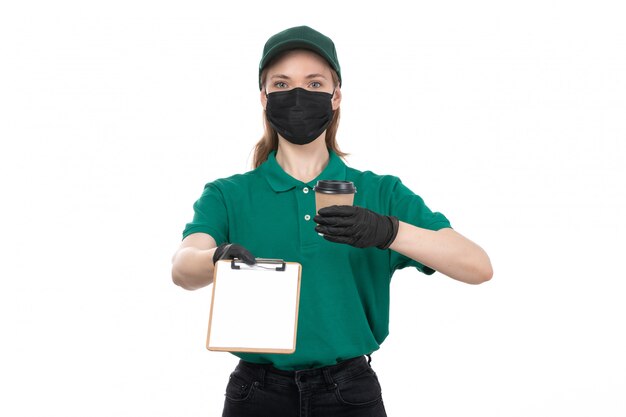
[{"xmin": 222, "ymin": 355, "xmax": 387, "ymax": 417}]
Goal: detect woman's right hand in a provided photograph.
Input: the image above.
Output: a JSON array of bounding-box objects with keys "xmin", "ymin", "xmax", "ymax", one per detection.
[
  {"xmin": 172, "ymin": 235, "xmax": 256, "ymax": 290},
  {"xmin": 212, "ymin": 243, "xmax": 256, "ymax": 265}
]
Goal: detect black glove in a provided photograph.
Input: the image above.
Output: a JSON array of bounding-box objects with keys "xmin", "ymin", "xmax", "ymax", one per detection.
[
  {"xmin": 314, "ymin": 205, "xmax": 400, "ymax": 249},
  {"xmin": 212, "ymin": 243, "xmax": 256, "ymax": 265}
]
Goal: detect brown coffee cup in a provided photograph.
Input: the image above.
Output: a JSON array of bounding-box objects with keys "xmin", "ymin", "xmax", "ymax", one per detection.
[{"xmin": 313, "ymin": 180, "xmax": 357, "ymax": 214}]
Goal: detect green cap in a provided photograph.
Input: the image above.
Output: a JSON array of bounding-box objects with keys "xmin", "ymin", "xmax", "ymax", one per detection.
[{"xmin": 259, "ymin": 25, "xmax": 341, "ymax": 90}]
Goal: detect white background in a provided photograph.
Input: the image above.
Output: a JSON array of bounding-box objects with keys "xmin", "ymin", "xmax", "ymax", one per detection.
[{"xmin": 1, "ymin": 1, "xmax": 625, "ymax": 416}]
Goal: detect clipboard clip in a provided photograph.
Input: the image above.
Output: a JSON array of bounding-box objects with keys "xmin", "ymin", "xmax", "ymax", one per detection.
[{"xmin": 231, "ymin": 258, "xmax": 286, "ymax": 272}]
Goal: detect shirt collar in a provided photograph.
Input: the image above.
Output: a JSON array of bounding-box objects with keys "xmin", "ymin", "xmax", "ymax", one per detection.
[{"xmin": 261, "ymin": 149, "xmax": 348, "ymax": 193}]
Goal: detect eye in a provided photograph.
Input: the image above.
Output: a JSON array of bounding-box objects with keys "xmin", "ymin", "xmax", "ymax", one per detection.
[
  {"xmin": 309, "ymin": 81, "xmax": 322, "ymax": 88},
  {"xmin": 274, "ymin": 81, "xmax": 288, "ymax": 89}
]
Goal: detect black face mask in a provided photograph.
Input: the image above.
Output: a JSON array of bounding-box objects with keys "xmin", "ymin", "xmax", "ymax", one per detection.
[{"xmin": 265, "ymin": 87, "xmax": 335, "ymax": 145}]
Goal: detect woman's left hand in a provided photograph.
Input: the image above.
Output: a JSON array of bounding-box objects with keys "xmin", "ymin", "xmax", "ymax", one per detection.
[{"xmin": 314, "ymin": 205, "xmax": 399, "ymax": 249}]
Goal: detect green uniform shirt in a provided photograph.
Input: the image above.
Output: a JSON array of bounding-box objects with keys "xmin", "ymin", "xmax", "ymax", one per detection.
[{"xmin": 183, "ymin": 150, "xmax": 451, "ymax": 370}]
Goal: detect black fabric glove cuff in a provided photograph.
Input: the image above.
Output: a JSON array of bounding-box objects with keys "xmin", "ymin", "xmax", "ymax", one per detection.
[
  {"xmin": 212, "ymin": 243, "xmax": 231, "ymax": 264},
  {"xmin": 376, "ymin": 216, "xmax": 400, "ymax": 250}
]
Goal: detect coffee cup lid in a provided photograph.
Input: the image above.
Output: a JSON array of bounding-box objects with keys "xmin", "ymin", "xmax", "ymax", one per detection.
[{"xmin": 313, "ymin": 180, "xmax": 357, "ymax": 194}]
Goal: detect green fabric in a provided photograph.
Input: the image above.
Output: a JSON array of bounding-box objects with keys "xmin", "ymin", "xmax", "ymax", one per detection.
[
  {"xmin": 183, "ymin": 150, "xmax": 451, "ymax": 370},
  {"xmin": 259, "ymin": 25, "xmax": 341, "ymax": 89}
]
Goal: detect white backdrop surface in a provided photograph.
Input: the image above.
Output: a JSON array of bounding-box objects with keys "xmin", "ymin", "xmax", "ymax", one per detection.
[{"xmin": 1, "ymin": 1, "xmax": 625, "ymax": 416}]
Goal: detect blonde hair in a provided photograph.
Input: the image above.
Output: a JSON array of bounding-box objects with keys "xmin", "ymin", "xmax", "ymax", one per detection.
[{"xmin": 252, "ymin": 62, "xmax": 347, "ymax": 169}]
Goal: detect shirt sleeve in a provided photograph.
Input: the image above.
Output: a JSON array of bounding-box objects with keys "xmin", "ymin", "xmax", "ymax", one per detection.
[
  {"xmin": 181, "ymin": 181, "xmax": 229, "ymax": 245},
  {"xmin": 386, "ymin": 176, "xmax": 452, "ymax": 275}
]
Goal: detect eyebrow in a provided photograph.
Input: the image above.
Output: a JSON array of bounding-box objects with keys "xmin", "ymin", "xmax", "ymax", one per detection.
[{"xmin": 270, "ymin": 73, "xmax": 328, "ymax": 80}]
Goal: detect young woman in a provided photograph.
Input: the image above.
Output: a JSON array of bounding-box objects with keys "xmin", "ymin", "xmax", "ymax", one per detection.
[{"xmin": 172, "ymin": 25, "xmax": 492, "ymax": 417}]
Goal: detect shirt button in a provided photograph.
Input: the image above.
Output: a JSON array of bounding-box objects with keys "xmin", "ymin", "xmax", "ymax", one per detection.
[
  {"xmin": 303, "ymin": 187, "xmax": 309, "ymax": 194},
  {"xmin": 304, "ymin": 214, "xmax": 311, "ymax": 221}
]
